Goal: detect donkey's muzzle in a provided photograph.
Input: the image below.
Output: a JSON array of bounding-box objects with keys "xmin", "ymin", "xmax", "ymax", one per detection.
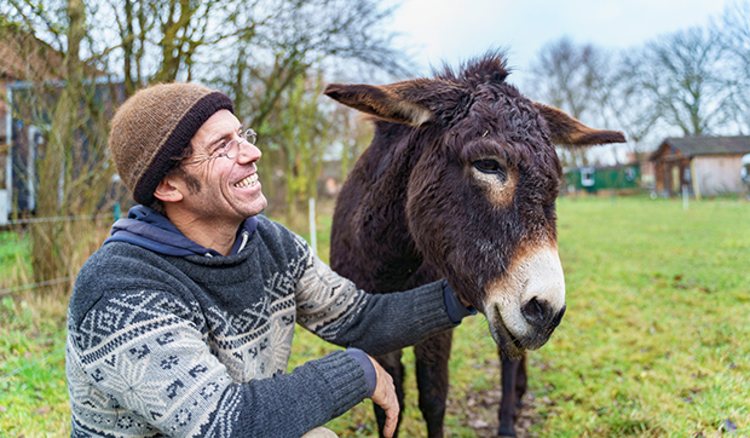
[
  {"xmin": 520, "ymin": 300, "xmax": 566, "ymax": 349},
  {"xmin": 484, "ymin": 245, "xmax": 567, "ymax": 356}
]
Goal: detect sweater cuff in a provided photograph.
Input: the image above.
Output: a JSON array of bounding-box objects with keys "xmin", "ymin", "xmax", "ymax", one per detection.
[
  {"xmin": 345, "ymin": 348, "xmax": 376, "ymax": 398},
  {"xmin": 310, "ymin": 350, "xmax": 370, "ymax": 419},
  {"xmin": 443, "ymin": 280, "xmax": 477, "ymax": 324}
]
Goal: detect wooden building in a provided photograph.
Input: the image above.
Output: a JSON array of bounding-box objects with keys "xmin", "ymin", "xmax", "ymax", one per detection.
[
  {"xmin": 650, "ymin": 136, "xmax": 750, "ymax": 198},
  {"xmin": 1, "ymin": 26, "xmax": 124, "ymax": 223},
  {"xmin": 1, "ymin": 26, "xmax": 63, "ymax": 225}
]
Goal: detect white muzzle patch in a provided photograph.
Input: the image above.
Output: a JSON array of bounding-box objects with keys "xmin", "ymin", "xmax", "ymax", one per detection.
[{"xmin": 484, "ymin": 246, "xmax": 566, "ymax": 349}]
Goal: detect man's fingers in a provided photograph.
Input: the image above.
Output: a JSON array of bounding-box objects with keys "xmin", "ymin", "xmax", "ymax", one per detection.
[
  {"xmin": 383, "ymin": 405, "xmax": 398, "ymax": 438},
  {"xmin": 367, "ymin": 354, "xmax": 400, "ymax": 437}
]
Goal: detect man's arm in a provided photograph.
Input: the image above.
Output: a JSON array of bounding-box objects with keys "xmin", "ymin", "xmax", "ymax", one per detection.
[
  {"xmin": 67, "ymin": 289, "xmax": 369, "ymax": 438},
  {"xmin": 295, "ymin": 253, "xmax": 473, "ymax": 356}
]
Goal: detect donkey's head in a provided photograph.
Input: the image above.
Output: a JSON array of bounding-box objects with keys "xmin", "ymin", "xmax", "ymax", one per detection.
[{"xmin": 325, "ymin": 53, "xmax": 625, "ymax": 357}]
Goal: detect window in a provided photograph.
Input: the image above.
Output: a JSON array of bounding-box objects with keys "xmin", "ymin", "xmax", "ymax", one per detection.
[
  {"xmin": 581, "ymin": 167, "xmax": 595, "ymax": 187},
  {"xmin": 624, "ymin": 167, "xmax": 636, "ymax": 182}
]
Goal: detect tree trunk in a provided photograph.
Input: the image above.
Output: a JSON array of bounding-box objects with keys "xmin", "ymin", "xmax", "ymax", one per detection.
[{"xmin": 30, "ymin": 0, "xmax": 85, "ymax": 286}]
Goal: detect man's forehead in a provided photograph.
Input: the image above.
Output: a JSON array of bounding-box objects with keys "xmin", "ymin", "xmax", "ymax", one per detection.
[{"xmin": 194, "ymin": 110, "xmax": 240, "ymax": 147}]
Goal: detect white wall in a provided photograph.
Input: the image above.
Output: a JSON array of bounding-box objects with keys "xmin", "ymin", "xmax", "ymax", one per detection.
[{"xmin": 693, "ymin": 155, "xmax": 744, "ymax": 195}]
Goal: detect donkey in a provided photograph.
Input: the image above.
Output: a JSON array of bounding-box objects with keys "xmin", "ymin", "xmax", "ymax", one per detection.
[{"xmin": 325, "ymin": 52, "xmax": 625, "ymax": 438}]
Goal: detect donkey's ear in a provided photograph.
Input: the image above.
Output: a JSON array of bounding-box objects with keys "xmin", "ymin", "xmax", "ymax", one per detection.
[
  {"xmin": 534, "ymin": 103, "xmax": 626, "ymax": 147},
  {"xmin": 324, "ymin": 82, "xmax": 433, "ymax": 127}
]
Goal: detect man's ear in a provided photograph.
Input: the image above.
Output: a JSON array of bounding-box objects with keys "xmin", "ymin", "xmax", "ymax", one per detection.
[{"xmin": 153, "ymin": 178, "xmax": 184, "ymax": 203}]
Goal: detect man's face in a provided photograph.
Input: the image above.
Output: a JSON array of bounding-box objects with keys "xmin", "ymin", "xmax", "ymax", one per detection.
[{"xmin": 177, "ymin": 109, "xmax": 267, "ymax": 224}]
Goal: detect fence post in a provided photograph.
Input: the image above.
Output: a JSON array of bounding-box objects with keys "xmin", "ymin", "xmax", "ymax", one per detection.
[
  {"xmin": 308, "ymin": 197, "xmax": 317, "ymax": 255},
  {"xmin": 682, "ymin": 185, "xmax": 689, "ymax": 211}
]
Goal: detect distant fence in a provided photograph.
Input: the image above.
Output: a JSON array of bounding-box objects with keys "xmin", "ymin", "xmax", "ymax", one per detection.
[
  {"xmin": 4, "ymin": 213, "xmax": 114, "ymax": 226},
  {"xmin": 1, "ymin": 200, "xmax": 319, "ymax": 297},
  {"xmin": 0, "ymin": 204, "xmax": 122, "ymax": 297}
]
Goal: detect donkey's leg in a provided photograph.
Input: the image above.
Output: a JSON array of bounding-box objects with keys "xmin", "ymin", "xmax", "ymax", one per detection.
[
  {"xmin": 374, "ymin": 349, "xmax": 405, "ymax": 438},
  {"xmin": 498, "ymin": 355, "xmax": 520, "ymax": 437},
  {"xmin": 414, "ymin": 330, "xmax": 453, "ymax": 438},
  {"xmin": 515, "ymin": 354, "xmax": 527, "ymax": 409}
]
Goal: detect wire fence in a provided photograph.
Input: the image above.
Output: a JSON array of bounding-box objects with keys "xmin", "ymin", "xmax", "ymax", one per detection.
[
  {"xmin": 0, "ymin": 205, "xmax": 121, "ymax": 298},
  {"xmin": 0, "ymin": 211, "xmax": 106, "ymax": 381},
  {"xmin": 0, "ymin": 277, "xmax": 75, "ymax": 297},
  {"xmin": 5, "ymin": 213, "xmax": 114, "ymax": 226},
  {"xmin": 0, "ymin": 347, "xmax": 66, "ymax": 381}
]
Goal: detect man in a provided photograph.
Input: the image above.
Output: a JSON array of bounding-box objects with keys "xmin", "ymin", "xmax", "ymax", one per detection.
[{"xmin": 66, "ymin": 82, "xmax": 474, "ymax": 438}]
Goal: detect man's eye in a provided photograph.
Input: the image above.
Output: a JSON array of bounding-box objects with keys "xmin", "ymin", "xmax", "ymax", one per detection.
[{"xmin": 213, "ymin": 143, "xmax": 228, "ymax": 155}]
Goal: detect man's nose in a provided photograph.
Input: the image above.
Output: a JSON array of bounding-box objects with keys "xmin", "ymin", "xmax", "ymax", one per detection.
[{"xmin": 236, "ymin": 140, "xmax": 261, "ymax": 163}]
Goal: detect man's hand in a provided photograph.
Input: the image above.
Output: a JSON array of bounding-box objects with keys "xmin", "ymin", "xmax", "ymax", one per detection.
[{"xmin": 367, "ymin": 354, "xmax": 399, "ymax": 438}]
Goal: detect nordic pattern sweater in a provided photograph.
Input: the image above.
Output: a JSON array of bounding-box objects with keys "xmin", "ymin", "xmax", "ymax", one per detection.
[{"xmin": 66, "ymin": 215, "xmax": 456, "ymax": 437}]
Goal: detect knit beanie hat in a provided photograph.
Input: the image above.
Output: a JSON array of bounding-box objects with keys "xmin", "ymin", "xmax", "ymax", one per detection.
[{"xmin": 108, "ymin": 82, "xmax": 234, "ymax": 205}]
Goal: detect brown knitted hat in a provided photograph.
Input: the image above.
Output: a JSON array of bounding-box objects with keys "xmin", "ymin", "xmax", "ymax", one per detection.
[{"xmin": 109, "ymin": 82, "xmax": 234, "ymax": 205}]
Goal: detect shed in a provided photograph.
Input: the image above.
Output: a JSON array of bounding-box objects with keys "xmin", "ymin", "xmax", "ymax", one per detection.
[{"xmin": 650, "ymin": 136, "xmax": 750, "ymax": 198}]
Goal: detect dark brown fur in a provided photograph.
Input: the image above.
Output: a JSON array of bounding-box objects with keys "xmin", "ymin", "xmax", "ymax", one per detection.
[{"xmin": 326, "ymin": 52, "xmax": 624, "ymax": 438}]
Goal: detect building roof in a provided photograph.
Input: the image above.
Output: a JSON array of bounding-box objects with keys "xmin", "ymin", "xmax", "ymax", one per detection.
[
  {"xmin": 650, "ymin": 136, "xmax": 750, "ymax": 161},
  {"xmin": 0, "ymin": 27, "xmax": 62, "ymax": 82}
]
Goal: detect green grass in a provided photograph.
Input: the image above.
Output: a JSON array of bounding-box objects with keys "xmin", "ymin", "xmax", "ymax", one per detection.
[
  {"xmin": 532, "ymin": 196, "xmax": 750, "ymax": 437},
  {"xmin": 0, "ymin": 231, "xmax": 31, "ymax": 289},
  {"xmin": 1, "ymin": 196, "xmax": 749, "ymax": 437},
  {"xmin": 0, "ymin": 294, "xmax": 69, "ymax": 437}
]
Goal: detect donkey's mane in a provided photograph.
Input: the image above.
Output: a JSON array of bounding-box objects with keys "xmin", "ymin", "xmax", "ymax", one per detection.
[{"xmin": 434, "ymin": 50, "xmax": 511, "ymax": 86}]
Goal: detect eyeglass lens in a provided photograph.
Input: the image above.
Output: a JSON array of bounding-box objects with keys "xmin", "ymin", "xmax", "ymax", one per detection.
[{"xmin": 226, "ymin": 129, "xmax": 257, "ymax": 160}]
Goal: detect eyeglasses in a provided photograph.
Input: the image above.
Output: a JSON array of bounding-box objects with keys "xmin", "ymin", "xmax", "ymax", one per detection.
[{"xmin": 182, "ymin": 128, "xmax": 257, "ymax": 166}]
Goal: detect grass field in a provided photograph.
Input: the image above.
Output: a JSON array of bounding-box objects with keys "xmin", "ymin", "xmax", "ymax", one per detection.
[{"xmin": 1, "ymin": 196, "xmax": 748, "ymax": 437}]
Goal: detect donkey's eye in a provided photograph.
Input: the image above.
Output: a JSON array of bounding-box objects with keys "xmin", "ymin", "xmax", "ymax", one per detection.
[{"xmin": 473, "ymin": 159, "xmax": 505, "ymax": 175}]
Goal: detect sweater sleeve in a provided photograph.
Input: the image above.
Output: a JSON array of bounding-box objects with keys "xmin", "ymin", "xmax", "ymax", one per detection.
[
  {"xmin": 295, "ymin": 251, "xmax": 458, "ymax": 356},
  {"xmin": 67, "ymin": 289, "xmax": 368, "ymax": 438}
]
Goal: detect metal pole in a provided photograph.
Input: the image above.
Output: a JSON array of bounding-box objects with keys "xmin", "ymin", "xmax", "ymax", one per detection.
[
  {"xmin": 682, "ymin": 185, "xmax": 689, "ymax": 211},
  {"xmin": 308, "ymin": 197, "xmax": 317, "ymax": 255}
]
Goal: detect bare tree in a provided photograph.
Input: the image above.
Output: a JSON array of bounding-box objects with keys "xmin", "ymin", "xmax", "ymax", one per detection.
[
  {"xmin": 525, "ymin": 37, "xmax": 613, "ymax": 167},
  {"xmin": 274, "ymin": 71, "xmax": 331, "ymax": 224},
  {"xmin": 633, "ymin": 26, "xmax": 734, "ymax": 136},
  {"xmin": 107, "ymin": 0, "xmax": 267, "ymax": 94},
  {"xmin": 105, "ymin": 0, "xmax": 409, "ymax": 218},
  {"xmin": 3, "ymin": 0, "xmax": 121, "ymax": 285},
  {"xmin": 205, "ymin": 0, "xmax": 409, "ymax": 217},
  {"xmin": 2, "ymin": 0, "xmax": 409, "ymax": 285},
  {"xmin": 719, "ymin": 0, "xmax": 750, "ymax": 133},
  {"xmin": 605, "ymin": 50, "xmax": 662, "ymax": 153},
  {"xmin": 208, "ymin": 0, "xmax": 410, "ymax": 127}
]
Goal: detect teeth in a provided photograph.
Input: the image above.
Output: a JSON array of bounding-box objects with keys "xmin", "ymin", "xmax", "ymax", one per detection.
[{"xmin": 235, "ymin": 174, "xmax": 258, "ymax": 188}]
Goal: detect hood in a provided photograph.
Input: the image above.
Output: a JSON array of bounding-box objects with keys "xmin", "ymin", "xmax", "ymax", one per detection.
[{"xmin": 103, "ymin": 205, "xmax": 258, "ymax": 257}]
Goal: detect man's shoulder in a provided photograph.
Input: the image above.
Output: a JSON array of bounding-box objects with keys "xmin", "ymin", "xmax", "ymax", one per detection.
[
  {"xmin": 81, "ymin": 240, "xmax": 171, "ymax": 274},
  {"xmin": 253, "ymin": 215, "xmax": 309, "ymax": 254},
  {"xmin": 254, "ymin": 214, "xmax": 290, "ymax": 236},
  {"xmin": 69, "ymin": 242, "xmax": 179, "ymax": 325}
]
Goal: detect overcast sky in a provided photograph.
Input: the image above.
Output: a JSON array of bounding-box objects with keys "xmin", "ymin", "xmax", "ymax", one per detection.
[
  {"xmin": 387, "ymin": 0, "xmax": 730, "ymax": 87},
  {"xmin": 382, "ymin": 0, "xmax": 733, "ymax": 159}
]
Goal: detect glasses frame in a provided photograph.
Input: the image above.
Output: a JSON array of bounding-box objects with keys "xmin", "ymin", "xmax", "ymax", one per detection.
[{"xmin": 181, "ymin": 128, "xmax": 257, "ymax": 166}]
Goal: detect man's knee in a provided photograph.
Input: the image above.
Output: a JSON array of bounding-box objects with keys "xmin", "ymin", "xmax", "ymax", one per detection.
[{"xmin": 301, "ymin": 426, "xmax": 338, "ymax": 438}]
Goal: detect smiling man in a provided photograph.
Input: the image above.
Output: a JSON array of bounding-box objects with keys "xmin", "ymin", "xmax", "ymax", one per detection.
[{"xmin": 65, "ymin": 82, "xmax": 475, "ymax": 438}]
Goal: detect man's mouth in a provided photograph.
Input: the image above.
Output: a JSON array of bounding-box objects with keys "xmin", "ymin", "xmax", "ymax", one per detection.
[{"xmin": 234, "ymin": 174, "xmax": 258, "ymax": 188}]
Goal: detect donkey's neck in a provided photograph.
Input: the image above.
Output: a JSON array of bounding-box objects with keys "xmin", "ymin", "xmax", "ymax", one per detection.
[{"xmin": 331, "ymin": 123, "xmax": 432, "ymax": 293}]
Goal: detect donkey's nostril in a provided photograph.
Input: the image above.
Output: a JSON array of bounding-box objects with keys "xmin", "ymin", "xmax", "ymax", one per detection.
[{"xmin": 521, "ymin": 297, "xmax": 549, "ymax": 326}]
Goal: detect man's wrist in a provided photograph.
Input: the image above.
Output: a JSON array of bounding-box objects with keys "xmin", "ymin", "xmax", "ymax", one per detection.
[
  {"xmin": 442, "ymin": 279, "xmax": 477, "ymax": 324},
  {"xmin": 345, "ymin": 348, "xmax": 376, "ymax": 398}
]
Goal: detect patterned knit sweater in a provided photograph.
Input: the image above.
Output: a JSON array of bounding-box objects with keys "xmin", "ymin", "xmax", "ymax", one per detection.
[{"xmin": 66, "ymin": 215, "xmax": 456, "ymax": 437}]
